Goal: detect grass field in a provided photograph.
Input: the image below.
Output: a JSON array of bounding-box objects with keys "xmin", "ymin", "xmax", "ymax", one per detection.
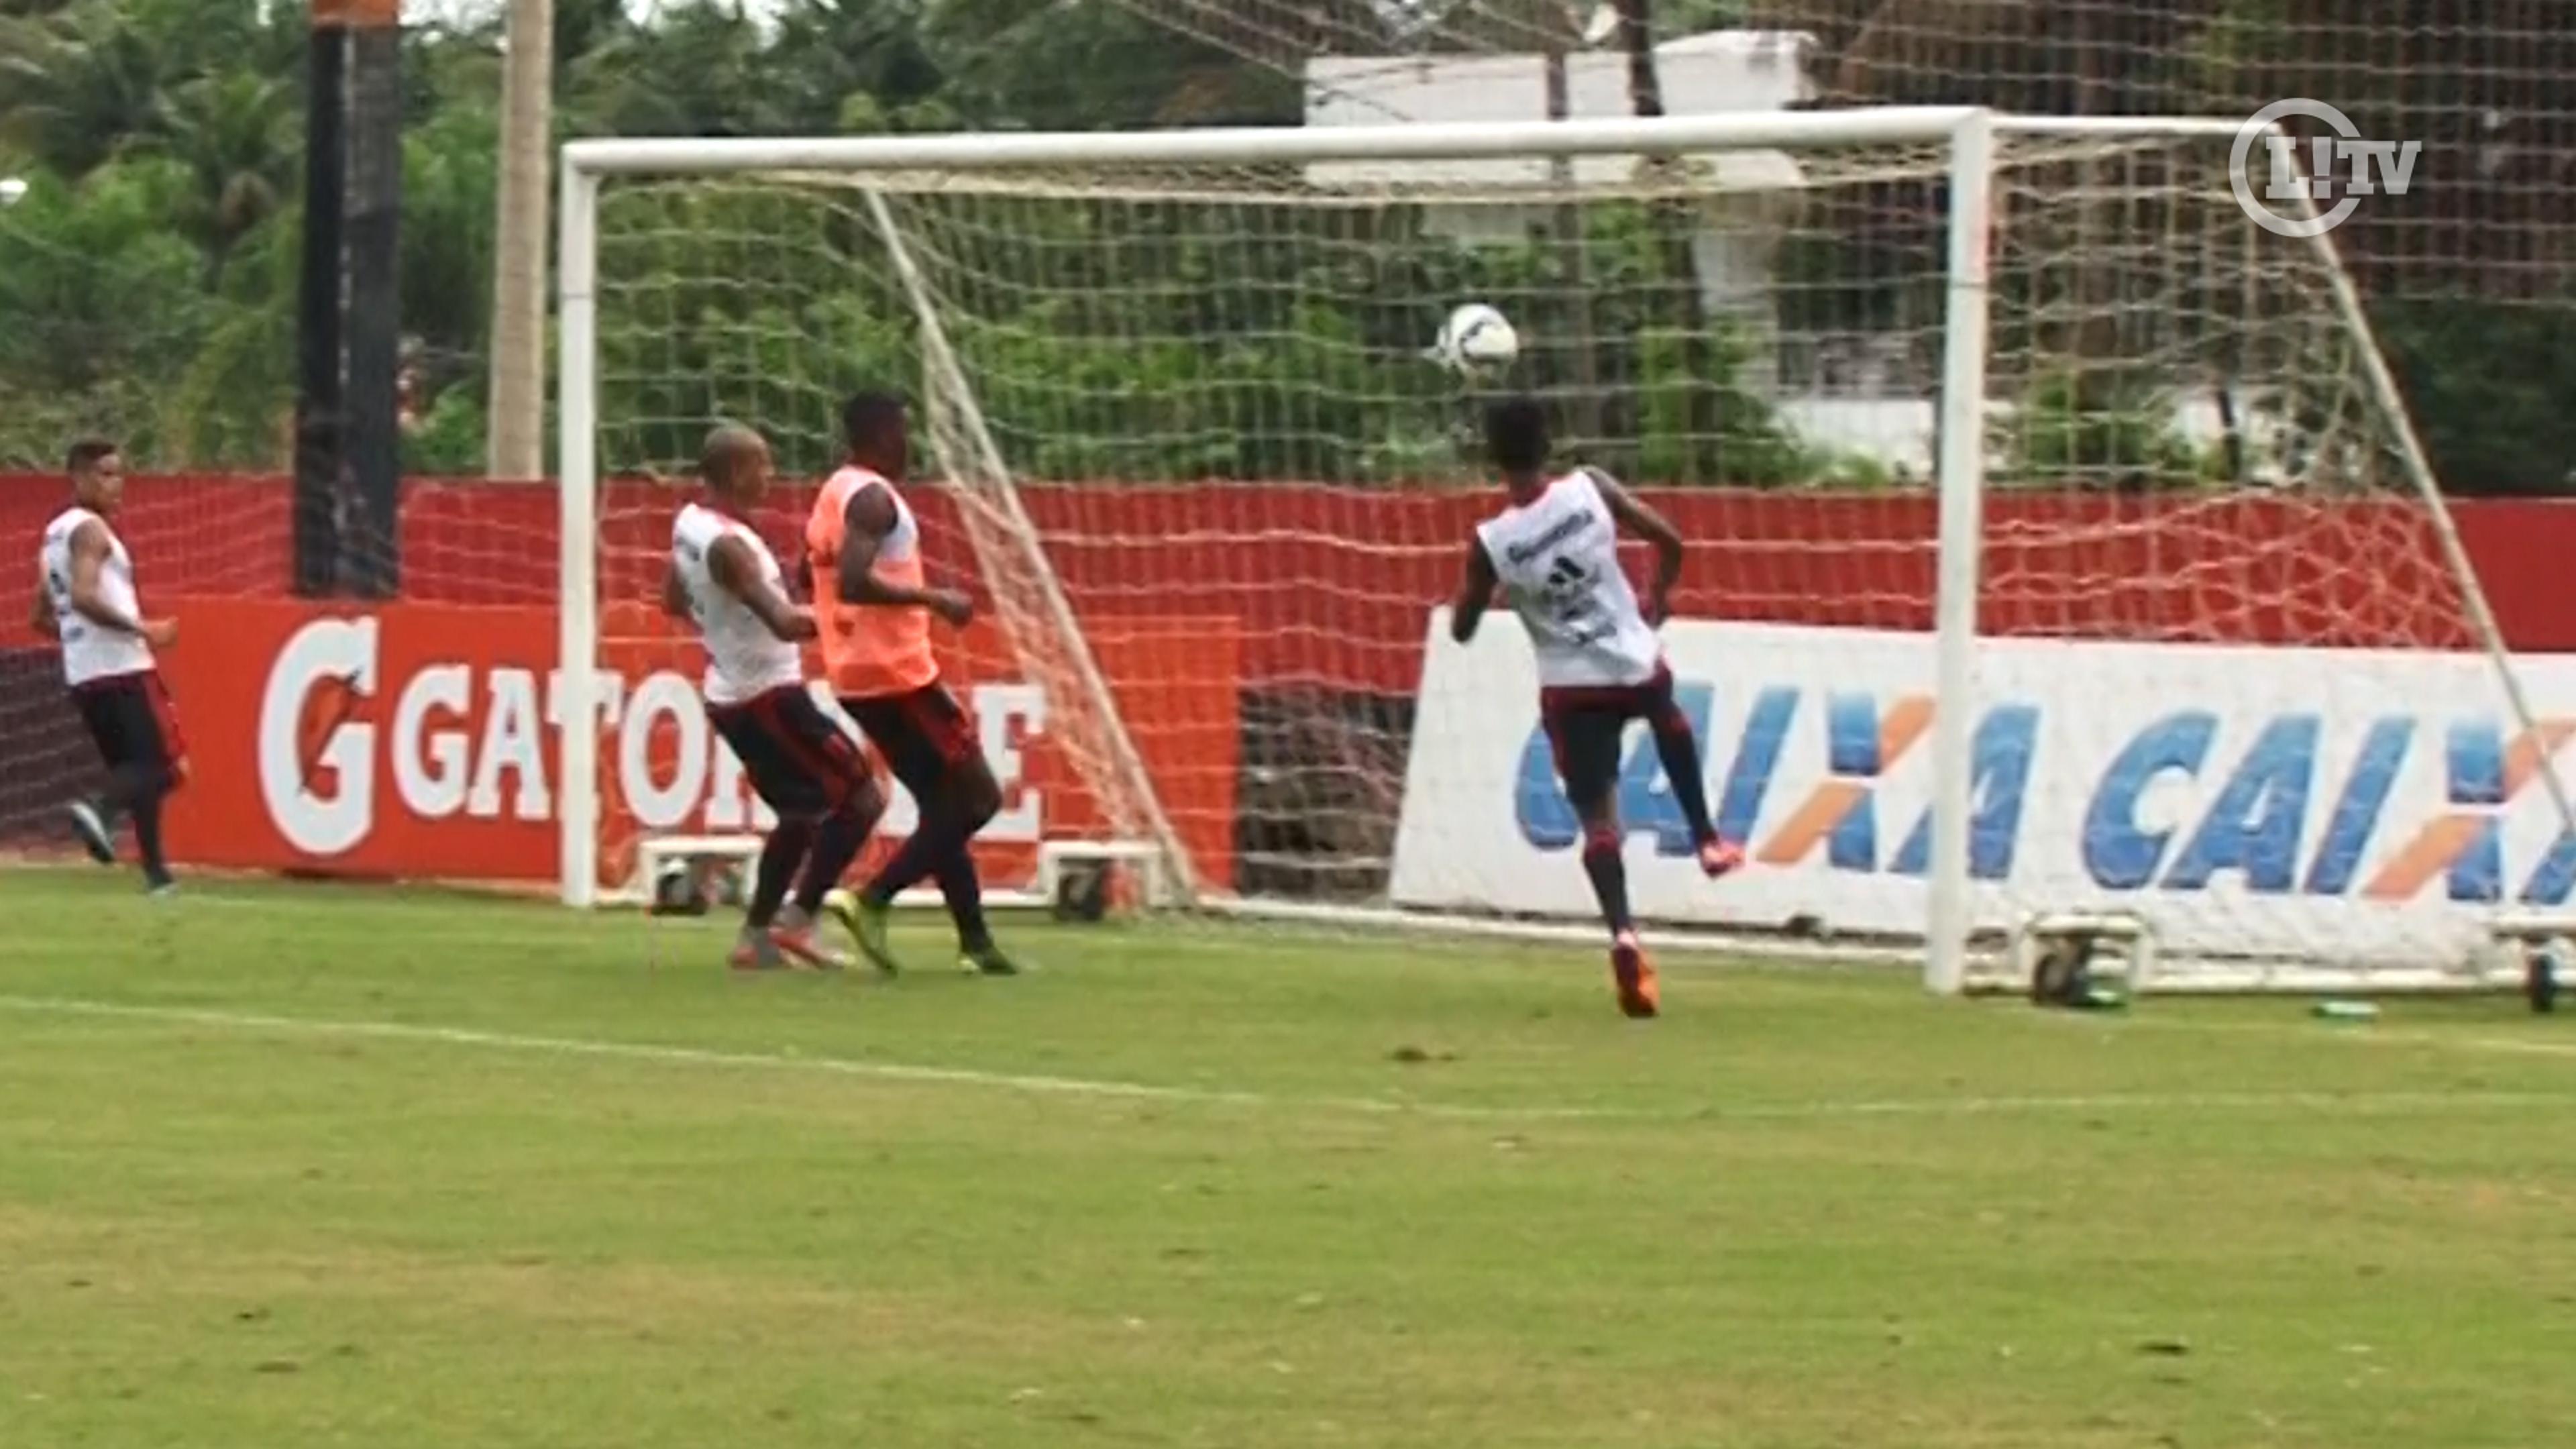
[{"xmin": 1, "ymin": 867, "xmax": 2571, "ymax": 1448}]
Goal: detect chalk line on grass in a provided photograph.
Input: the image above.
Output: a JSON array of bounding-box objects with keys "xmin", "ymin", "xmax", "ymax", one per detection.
[
  {"xmin": 1, "ymin": 994, "xmax": 2564, "ymax": 1126},
  {"xmin": 2058, "ymin": 1006, "xmax": 2576, "ymax": 1063}
]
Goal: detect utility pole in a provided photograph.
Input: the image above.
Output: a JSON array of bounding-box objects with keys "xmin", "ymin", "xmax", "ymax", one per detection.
[
  {"xmin": 294, "ymin": 0, "xmax": 403, "ymax": 595},
  {"xmin": 347, "ymin": 0, "xmax": 405, "ymax": 595},
  {"xmin": 294, "ymin": 0, "xmax": 353, "ymax": 594},
  {"xmin": 487, "ymin": 0, "xmax": 554, "ymax": 481}
]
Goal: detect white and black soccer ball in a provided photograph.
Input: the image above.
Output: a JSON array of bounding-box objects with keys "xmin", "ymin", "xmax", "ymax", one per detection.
[{"xmin": 1432, "ymin": 303, "xmax": 1520, "ymax": 377}]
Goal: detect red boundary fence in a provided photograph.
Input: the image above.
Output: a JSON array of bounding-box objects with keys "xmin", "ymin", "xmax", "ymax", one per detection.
[{"xmin": 9, "ymin": 474, "xmax": 2576, "ymax": 692}]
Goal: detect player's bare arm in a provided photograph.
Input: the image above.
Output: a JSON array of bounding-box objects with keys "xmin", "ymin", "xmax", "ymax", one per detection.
[
  {"xmin": 710, "ymin": 533, "xmax": 817, "ymax": 642},
  {"xmin": 835, "ymin": 484, "xmax": 973, "ymax": 627},
  {"xmin": 1591, "ymin": 470, "xmax": 1685, "ymax": 626},
  {"xmin": 28, "ymin": 575, "xmax": 54, "ymax": 640},
  {"xmin": 1449, "ymin": 537, "xmax": 1499, "ymax": 644},
  {"xmin": 66, "ymin": 519, "xmax": 174, "ymax": 648}
]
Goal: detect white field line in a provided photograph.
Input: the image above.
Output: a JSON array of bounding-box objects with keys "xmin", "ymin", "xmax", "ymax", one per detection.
[
  {"xmin": 2046, "ymin": 1005, "xmax": 2576, "ymax": 1063},
  {"xmin": 0, "ymin": 994, "xmax": 2565, "ymax": 1125}
]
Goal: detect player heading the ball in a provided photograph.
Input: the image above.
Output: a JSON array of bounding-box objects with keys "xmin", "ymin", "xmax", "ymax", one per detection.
[
  {"xmin": 1448, "ymin": 396, "xmax": 1747, "ymax": 1019},
  {"xmin": 34, "ymin": 437, "xmax": 186, "ymax": 895},
  {"xmin": 665, "ymin": 423, "xmax": 887, "ymax": 971}
]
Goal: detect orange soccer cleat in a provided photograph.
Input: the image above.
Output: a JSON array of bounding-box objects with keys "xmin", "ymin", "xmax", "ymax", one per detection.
[
  {"xmin": 766, "ymin": 904, "xmax": 850, "ymax": 971},
  {"xmin": 1609, "ymin": 929, "xmax": 1660, "ymax": 1020},
  {"xmin": 729, "ymin": 930, "xmax": 783, "ymax": 972},
  {"xmin": 1698, "ymin": 837, "xmax": 1747, "ymax": 879}
]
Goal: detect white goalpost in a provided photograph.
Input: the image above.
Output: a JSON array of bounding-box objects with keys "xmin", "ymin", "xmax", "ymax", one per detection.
[{"xmin": 555, "ymin": 106, "xmax": 2576, "ymax": 996}]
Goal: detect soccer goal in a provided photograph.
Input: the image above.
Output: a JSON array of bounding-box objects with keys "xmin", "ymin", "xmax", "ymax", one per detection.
[{"xmin": 556, "ymin": 107, "xmax": 2574, "ymax": 994}]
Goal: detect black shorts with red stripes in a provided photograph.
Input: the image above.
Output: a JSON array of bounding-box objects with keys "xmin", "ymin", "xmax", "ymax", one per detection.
[
  {"xmin": 1539, "ymin": 663, "xmax": 1682, "ymax": 813},
  {"xmin": 708, "ymin": 684, "xmax": 874, "ymax": 820},
  {"xmin": 841, "ymin": 678, "xmax": 979, "ymax": 799},
  {"xmin": 72, "ymin": 669, "xmax": 188, "ymax": 784}
]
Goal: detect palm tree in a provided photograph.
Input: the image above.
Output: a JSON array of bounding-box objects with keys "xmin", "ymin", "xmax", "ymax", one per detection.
[
  {"xmin": 146, "ymin": 70, "xmax": 297, "ymax": 289},
  {"xmin": 1754, "ymin": 0, "xmax": 2576, "ymax": 301},
  {"xmin": 0, "ymin": 0, "xmax": 172, "ymax": 178},
  {"xmin": 562, "ymin": 0, "xmax": 794, "ymax": 138}
]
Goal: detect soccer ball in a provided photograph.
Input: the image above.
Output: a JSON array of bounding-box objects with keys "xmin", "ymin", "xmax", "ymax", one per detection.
[{"xmin": 1432, "ymin": 303, "xmax": 1519, "ymax": 376}]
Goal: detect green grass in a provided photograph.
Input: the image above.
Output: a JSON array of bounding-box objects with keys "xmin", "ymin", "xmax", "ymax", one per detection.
[{"xmin": 1, "ymin": 867, "xmax": 2571, "ymax": 1448}]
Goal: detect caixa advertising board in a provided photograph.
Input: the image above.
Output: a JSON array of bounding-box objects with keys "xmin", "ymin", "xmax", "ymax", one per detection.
[{"xmin": 1393, "ymin": 613, "xmax": 2576, "ymax": 966}]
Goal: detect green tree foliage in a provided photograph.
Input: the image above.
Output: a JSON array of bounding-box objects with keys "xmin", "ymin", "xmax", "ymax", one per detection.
[
  {"xmin": 0, "ymin": 0, "xmax": 301, "ymax": 465},
  {"xmin": 1756, "ymin": 0, "xmax": 2576, "ymax": 491},
  {"xmin": 0, "ymin": 160, "xmax": 217, "ymax": 465},
  {"xmin": 0, "ymin": 0, "xmax": 1764, "ymax": 481},
  {"xmin": 924, "ymin": 0, "xmax": 1293, "ymax": 129},
  {"xmin": 588, "ymin": 180, "xmax": 1816, "ymax": 488},
  {"xmin": 2379, "ymin": 298, "xmax": 2576, "ymax": 498},
  {"xmin": 18, "ymin": 0, "xmax": 2555, "ymax": 492},
  {"xmin": 0, "ymin": 0, "xmax": 171, "ymax": 176}
]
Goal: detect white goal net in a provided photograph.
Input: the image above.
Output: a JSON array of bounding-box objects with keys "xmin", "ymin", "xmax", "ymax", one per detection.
[{"xmin": 559, "ymin": 109, "xmax": 2571, "ymax": 991}]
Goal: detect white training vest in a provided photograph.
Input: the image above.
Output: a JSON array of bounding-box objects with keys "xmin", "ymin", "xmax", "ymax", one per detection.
[
  {"xmin": 672, "ymin": 502, "xmax": 804, "ymax": 706},
  {"xmin": 39, "ymin": 506, "xmax": 154, "ymax": 687},
  {"xmin": 1473, "ymin": 468, "xmax": 1664, "ymax": 689}
]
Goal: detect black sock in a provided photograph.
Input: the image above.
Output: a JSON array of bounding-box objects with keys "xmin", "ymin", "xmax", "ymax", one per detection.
[
  {"xmin": 1580, "ymin": 828, "xmax": 1633, "ymax": 935},
  {"xmin": 862, "ymin": 814, "xmax": 967, "ymax": 907},
  {"xmin": 748, "ymin": 820, "xmax": 816, "ymax": 928},
  {"xmin": 99, "ymin": 761, "xmax": 166, "ymax": 822},
  {"xmin": 98, "ymin": 763, "xmax": 172, "ymax": 882},
  {"xmin": 130, "ymin": 793, "xmax": 170, "ymax": 888},
  {"xmin": 1650, "ymin": 704, "xmax": 1717, "ymax": 846},
  {"xmin": 934, "ymin": 848, "xmax": 991, "ymax": 951},
  {"xmin": 793, "ymin": 806, "xmax": 873, "ymax": 916}
]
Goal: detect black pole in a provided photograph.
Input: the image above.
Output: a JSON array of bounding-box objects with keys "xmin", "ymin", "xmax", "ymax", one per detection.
[
  {"xmin": 344, "ymin": 2, "xmax": 404, "ymax": 598},
  {"xmin": 293, "ymin": 3, "xmax": 349, "ymax": 597}
]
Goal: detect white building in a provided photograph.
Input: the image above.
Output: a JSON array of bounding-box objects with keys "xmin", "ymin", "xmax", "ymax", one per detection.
[{"xmin": 1304, "ymin": 30, "xmax": 1811, "ymax": 289}]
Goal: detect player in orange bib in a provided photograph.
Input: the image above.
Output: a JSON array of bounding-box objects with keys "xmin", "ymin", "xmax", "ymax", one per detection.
[{"xmin": 806, "ymin": 391, "xmax": 1021, "ymax": 977}]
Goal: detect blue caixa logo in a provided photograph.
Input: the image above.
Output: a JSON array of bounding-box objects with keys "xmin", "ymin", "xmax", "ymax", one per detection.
[
  {"xmin": 1512, "ymin": 682, "xmax": 2039, "ymax": 882},
  {"xmin": 2083, "ymin": 711, "xmax": 2576, "ymax": 905},
  {"xmin": 1511, "ymin": 682, "xmax": 2576, "ymax": 906}
]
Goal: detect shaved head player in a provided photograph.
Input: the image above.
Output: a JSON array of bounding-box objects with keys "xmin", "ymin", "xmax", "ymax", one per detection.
[
  {"xmin": 32, "ymin": 438, "xmax": 184, "ymax": 894},
  {"xmin": 807, "ymin": 391, "xmax": 1022, "ymax": 978},
  {"xmin": 1449, "ymin": 397, "xmax": 1746, "ymax": 1018},
  {"xmin": 665, "ymin": 423, "xmax": 886, "ymax": 971}
]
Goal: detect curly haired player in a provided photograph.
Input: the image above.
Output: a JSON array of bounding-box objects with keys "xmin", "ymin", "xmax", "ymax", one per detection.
[{"xmin": 1448, "ymin": 396, "xmax": 1746, "ymax": 1018}]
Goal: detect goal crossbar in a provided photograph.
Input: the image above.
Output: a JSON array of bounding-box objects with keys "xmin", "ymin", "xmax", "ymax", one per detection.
[{"xmin": 560, "ymin": 107, "xmax": 1986, "ymax": 178}]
